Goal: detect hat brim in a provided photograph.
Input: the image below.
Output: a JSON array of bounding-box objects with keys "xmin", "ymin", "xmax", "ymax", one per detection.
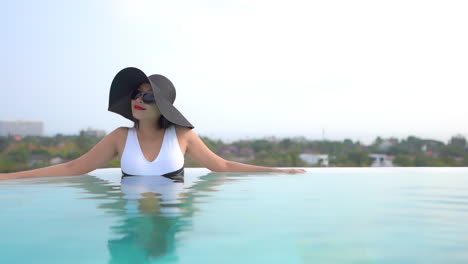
[{"xmin": 108, "ymin": 67, "xmax": 194, "ymax": 129}]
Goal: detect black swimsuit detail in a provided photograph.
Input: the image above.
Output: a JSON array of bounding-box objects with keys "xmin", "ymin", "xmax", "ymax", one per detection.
[{"xmin": 121, "ymin": 166, "xmax": 185, "ymax": 183}]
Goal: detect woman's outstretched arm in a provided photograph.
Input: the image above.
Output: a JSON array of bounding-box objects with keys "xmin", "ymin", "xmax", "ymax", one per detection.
[
  {"xmin": 0, "ymin": 162, "xmax": 76, "ymax": 180},
  {"xmin": 185, "ymin": 128, "xmax": 306, "ymax": 174},
  {"xmin": 0, "ymin": 127, "xmax": 125, "ymax": 180},
  {"xmin": 223, "ymin": 160, "xmax": 306, "ymax": 173}
]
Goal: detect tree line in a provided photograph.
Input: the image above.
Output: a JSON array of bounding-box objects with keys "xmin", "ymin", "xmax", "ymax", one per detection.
[{"xmin": 0, "ymin": 131, "xmax": 467, "ymax": 173}]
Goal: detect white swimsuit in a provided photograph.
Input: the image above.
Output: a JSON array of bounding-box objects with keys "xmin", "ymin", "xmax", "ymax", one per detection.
[{"xmin": 120, "ymin": 124, "xmax": 185, "ymax": 181}]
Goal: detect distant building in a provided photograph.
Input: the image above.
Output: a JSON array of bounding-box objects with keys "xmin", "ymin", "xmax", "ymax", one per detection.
[
  {"xmin": 29, "ymin": 154, "xmax": 47, "ymax": 167},
  {"xmin": 0, "ymin": 120, "xmax": 44, "ymax": 136},
  {"xmin": 421, "ymin": 144, "xmax": 427, "ymax": 152},
  {"xmin": 369, "ymin": 154, "xmax": 394, "ymax": 167},
  {"xmin": 377, "ymin": 139, "xmax": 398, "ymax": 151},
  {"xmin": 300, "ymin": 153, "xmax": 329, "ymax": 166},
  {"xmin": 83, "ymin": 127, "xmax": 106, "ymax": 137},
  {"xmin": 50, "ymin": 157, "xmax": 65, "ymax": 165}
]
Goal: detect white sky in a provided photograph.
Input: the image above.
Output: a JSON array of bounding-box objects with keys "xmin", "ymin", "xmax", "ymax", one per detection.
[{"xmin": 1, "ymin": 0, "xmax": 467, "ymax": 144}]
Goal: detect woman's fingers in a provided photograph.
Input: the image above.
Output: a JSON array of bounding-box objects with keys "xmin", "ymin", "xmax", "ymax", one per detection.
[{"xmin": 284, "ymin": 168, "xmax": 307, "ymax": 173}]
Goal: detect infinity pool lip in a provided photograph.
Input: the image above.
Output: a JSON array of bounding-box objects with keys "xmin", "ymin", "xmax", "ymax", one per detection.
[{"xmin": 2, "ymin": 167, "xmax": 468, "ymax": 263}]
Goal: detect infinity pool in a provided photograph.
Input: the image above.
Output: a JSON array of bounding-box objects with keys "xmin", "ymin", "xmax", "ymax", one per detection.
[{"xmin": 1, "ymin": 167, "xmax": 468, "ymax": 264}]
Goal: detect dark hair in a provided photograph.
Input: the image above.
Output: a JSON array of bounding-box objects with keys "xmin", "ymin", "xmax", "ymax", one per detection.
[{"xmin": 132, "ymin": 115, "xmax": 175, "ymax": 130}]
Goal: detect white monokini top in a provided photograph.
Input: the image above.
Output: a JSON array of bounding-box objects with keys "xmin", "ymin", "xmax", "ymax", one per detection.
[{"xmin": 120, "ymin": 124, "xmax": 185, "ymax": 181}]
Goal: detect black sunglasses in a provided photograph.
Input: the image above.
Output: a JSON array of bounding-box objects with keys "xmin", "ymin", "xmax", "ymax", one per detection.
[{"xmin": 130, "ymin": 90, "xmax": 156, "ymax": 104}]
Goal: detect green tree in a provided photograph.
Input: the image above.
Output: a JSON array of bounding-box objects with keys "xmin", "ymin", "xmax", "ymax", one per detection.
[
  {"xmin": 449, "ymin": 134, "xmax": 467, "ymax": 148},
  {"xmin": 0, "ymin": 137, "xmax": 10, "ymax": 153},
  {"xmin": 394, "ymin": 155, "xmax": 413, "ymax": 166},
  {"xmin": 346, "ymin": 151, "xmax": 371, "ymax": 166},
  {"xmin": 7, "ymin": 145, "xmax": 31, "ymax": 164}
]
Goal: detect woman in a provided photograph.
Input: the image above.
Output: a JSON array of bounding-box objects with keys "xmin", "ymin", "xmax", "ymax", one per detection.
[{"xmin": 0, "ymin": 67, "xmax": 306, "ymax": 181}]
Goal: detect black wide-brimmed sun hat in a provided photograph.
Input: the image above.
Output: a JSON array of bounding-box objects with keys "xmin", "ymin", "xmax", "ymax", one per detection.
[{"xmin": 108, "ymin": 67, "xmax": 194, "ymax": 129}]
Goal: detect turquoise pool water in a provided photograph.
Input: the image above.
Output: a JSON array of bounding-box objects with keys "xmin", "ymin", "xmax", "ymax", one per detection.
[{"xmin": 1, "ymin": 167, "xmax": 468, "ymax": 264}]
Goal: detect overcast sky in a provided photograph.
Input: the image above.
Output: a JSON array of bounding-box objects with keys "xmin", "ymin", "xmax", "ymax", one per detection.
[{"xmin": 1, "ymin": 0, "xmax": 467, "ymax": 144}]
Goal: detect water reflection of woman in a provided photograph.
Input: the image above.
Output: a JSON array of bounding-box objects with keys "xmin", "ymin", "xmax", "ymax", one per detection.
[
  {"xmin": 105, "ymin": 175, "xmax": 181, "ymax": 259},
  {"xmin": 105, "ymin": 171, "xmax": 235, "ymax": 262}
]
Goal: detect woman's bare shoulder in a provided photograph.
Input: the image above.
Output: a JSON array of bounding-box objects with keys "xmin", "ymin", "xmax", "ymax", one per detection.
[
  {"xmin": 175, "ymin": 124, "xmax": 191, "ymax": 133},
  {"xmin": 174, "ymin": 124, "xmax": 193, "ymax": 139},
  {"xmin": 107, "ymin": 126, "xmax": 130, "ymax": 141},
  {"xmin": 115, "ymin": 126, "xmax": 130, "ymax": 133}
]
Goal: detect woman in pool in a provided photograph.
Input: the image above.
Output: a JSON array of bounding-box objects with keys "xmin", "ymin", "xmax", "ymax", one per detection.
[{"xmin": 0, "ymin": 67, "xmax": 306, "ymax": 181}]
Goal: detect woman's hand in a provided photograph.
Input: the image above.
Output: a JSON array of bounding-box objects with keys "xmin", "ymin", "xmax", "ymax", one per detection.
[{"xmin": 279, "ymin": 168, "xmax": 307, "ymax": 173}]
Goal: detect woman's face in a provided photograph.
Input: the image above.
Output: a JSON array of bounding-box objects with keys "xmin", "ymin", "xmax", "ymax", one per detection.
[{"xmin": 131, "ymin": 83, "xmax": 161, "ymax": 121}]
